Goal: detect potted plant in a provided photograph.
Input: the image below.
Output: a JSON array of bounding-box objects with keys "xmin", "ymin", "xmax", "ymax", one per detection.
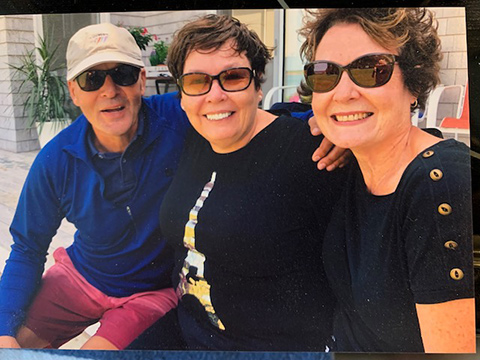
[
  {"xmin": 127, "ymin": 26, "xmax": 155, "ymax": 51},
  {"xmin": 10, "ymin": 34, "xmax": 75, "ymax": 147},
  {"xmin": 149, "ymin": 40, "xmax": 169, "ymax": 66}
]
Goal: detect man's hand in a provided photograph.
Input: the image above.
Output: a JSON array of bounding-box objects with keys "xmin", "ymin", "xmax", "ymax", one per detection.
[
  {"xmin": 0, "ymin": 335, "xmax": 21, "ymax": 348},
  {"xmin": 308, "ymin": 116, "xmax": 351, "ymax": 171}
]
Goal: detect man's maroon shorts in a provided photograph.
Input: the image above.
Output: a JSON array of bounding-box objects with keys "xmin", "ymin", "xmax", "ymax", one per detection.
[{"xmin": 24, "ymin": 247, "xmax": 178, "ymax": 349}]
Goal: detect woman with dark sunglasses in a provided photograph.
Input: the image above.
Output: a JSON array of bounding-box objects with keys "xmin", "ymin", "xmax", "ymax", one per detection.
[
  {"xmin": 300, "ymin": 8, "xmax": 474, "ymax": 352},
  {"xmin": 157, "ymin": 14, "xmax": 347, "ymax": 351}
]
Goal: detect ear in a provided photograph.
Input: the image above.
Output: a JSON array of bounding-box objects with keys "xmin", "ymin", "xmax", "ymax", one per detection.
[
  {"xmin": 258, "ymin": 88, "xmax": 263, "ymax": 102},
  {"xmin": 67, "ymin": 80, "xmax": 80, "ymax": 107},
  {"xmin": 139, "ymin": 68, "xmax": 147, "ymax": 95}
]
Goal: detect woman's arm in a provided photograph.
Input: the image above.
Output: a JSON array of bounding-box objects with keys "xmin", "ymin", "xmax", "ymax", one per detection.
[
  {"xmin": 402, "ymin": 141, "xmax": 475, "ymax": 353},
  {"xmin": 0, "ymin": 336, "xmax": 20, "ymax": 348},
  {"xmin": 416, "ymin": 298, "xmax": 476, "ymax": 353}
]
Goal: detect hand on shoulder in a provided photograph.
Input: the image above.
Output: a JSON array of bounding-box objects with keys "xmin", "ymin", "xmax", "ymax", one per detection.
[{"xmin": 308, "ymin": 116, "xmax": 351, "ymax": 171}]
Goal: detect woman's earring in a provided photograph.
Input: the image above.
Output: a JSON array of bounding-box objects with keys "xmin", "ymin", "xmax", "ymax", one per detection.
[{"xmin": 410, "ymin": 99, "xmax": 418, "ymax": 110}]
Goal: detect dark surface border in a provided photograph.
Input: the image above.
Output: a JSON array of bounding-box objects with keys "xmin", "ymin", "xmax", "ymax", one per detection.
[{"xmin": 0, "ymin": 1, "xmax": 478, "ymax": 358}]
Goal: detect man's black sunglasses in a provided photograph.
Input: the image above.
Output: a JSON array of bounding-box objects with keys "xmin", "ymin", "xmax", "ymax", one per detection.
[{"xmin": 75, "ymin": 64, "xmax": 141, "ymax": 92}]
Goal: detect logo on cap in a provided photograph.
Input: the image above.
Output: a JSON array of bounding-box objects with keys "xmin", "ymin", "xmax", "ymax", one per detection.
[{"xmin": 93, "ymin": 33, "xmax": 109, "ymax": 44}]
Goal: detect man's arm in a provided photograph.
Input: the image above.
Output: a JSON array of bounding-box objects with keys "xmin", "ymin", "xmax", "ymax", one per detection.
[
  {"xmin": 269, "ymin": 103, "xmax": 351, "ymax": 171},
  {"xmin": 144, "ymin": 92, "xmax": 190, "ymax": 137},
  {"xmin": 0, "ymin": 149, "xmax": 64, "ymax": 342},
  {"xmin": 308, "ymin": 116, "xmax": 350, "ymax": 170}
]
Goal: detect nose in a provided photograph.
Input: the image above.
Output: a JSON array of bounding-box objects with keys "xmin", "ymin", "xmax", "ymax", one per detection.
[
  {"xmin": 99, "ymin": 74, "xmax": 118, "ymax": 98},
  {"xmin": 332, "ymin": 70, "xmax": 360, "ymax": 102},
  {"xmin": 205, "ymin": 79, "xmax": 227, "ymax": 102}
]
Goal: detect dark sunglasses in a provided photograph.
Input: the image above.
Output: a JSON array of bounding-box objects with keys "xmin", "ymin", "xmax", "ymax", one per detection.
[
  {"xmin": 178, "ymin": 67, "xmax": 254, "ymax": 96},
  {"xmin": 75, "ymin": 64, "xmax": 141, "ymax": 92},
  {"xmin": 304, "ymin": 53, "xmax": 399, "ymax": 93}
]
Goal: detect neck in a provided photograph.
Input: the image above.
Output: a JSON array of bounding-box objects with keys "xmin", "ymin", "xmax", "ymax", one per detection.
[
  {"xmin": 211, "ymin": 109, "xmax": 276, "ymax": 154},
  {"xmin": 93, "ymin": 124, "xmax": 138, "ymax": 153},
  {"xmin": 92, "ymin": 115, "xmax": 139, "ymax": 153},
  {"xmin": 93, "ymin": 136, "xmax": 131, "ymax": 153},
  {"xmin": 353, "ymin": 126, "xmax": 440, "ymax": 195}
]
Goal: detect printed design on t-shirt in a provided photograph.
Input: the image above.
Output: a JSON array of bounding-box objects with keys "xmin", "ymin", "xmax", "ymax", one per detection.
[{"xmin": 176, "ymin": 171, "xmax": 225, "ymax": 330}]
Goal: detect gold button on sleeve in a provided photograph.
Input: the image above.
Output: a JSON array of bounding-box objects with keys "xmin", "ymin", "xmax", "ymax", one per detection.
[
  {"xmin": 430, "ymin": 169, "xmax": 443, "ymax": 181},
  {"xmin": 444, "ymin": 241, "xmax": 458, "ymax": 250},
  {"xmin": 422, "ymin": 150, "xmax": 435, "ymax": 158},
  {"xmin": 438, "ymin": 203, "xmax": 452, "ymax": 215},
  {"xmin": 450, "ymin": 268, "xmax": 464, "ymax": 280}
]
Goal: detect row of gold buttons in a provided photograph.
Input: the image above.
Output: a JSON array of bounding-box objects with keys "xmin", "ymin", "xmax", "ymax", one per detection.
[{"xmin": 423, "ymin": 149, "xmax": 464, "ymax": 281}]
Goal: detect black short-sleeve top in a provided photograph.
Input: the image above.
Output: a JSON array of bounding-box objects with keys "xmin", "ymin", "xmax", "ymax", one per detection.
[
  {"xmin": 323, "ymin": 139, "xmax": 474, "ymax": 352},
  {"xmin": 160, "ymin": 115, "xmax": 347, "ymax": 351}
]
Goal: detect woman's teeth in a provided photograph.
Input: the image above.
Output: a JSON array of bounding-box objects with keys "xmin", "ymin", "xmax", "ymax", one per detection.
[
  {"xmin": 206, "ymin": 112, "xmax": 232, "ymax": 120},
  {"xmin": 334, "ymin": 112, "xmax": 372, "ymax": 122}
]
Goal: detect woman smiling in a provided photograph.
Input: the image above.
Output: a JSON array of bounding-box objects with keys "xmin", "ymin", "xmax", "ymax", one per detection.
[
  {"xmin": 159, "ymin": 14, "xmax": 346, "ymax": 351},
  {"xmin": 300, "ymin": 8, "xmax": 475, "ymax": 353}
]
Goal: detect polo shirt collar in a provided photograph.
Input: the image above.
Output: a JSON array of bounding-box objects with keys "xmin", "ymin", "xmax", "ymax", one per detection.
[{"xmin": 64, "ymin": 99, "xmax": 161, "ymax": 163}]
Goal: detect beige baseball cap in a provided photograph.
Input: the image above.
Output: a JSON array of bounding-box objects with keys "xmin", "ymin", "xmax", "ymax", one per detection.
[{"xmin": 66, "ymin": 23, "xmax": 145, "ymax": 81}]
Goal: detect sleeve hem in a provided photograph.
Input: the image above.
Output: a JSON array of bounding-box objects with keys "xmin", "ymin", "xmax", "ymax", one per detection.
[{"xmin": 414, "ymin": 287, "xmax": 474, "ymax": 304}]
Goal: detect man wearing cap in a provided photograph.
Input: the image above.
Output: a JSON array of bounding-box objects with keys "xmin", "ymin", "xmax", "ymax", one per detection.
[{"xmin": 0, "ymin": 23, "xmax": 189, "ymax": 349}]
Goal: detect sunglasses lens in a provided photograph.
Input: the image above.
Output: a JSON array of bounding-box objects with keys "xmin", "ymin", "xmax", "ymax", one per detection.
[
  {"xmin": 76, "ymin": 71, "xmax": 106, "ymax": 91},
  {"xmin": 305, "ymin": 54, "xmax": 396, "ymax": 93},
  {"xmin": 180, "ymin": 73, "xmax": 212, "ymax": 96},
  {"xmin": 305, "ymin": 62, "xmax": 340, "ymax": 92},
  {"xmin": 349, "ymin": 55, "xmax": 394, "ymax": 87},
  {"xmin": 179, "ymin": 68, "xmax": 254, "ymax": 96},
  {"xmin": 111, "ymin": 65, "xmax": 141, "ymax": 86},
  {"xmin": 76, "ymin": 65, "xmax": 141, "ymax": 91},
  {"xmin": 219, "ymin": 68, "xmax": 252, "ymax": 91}
]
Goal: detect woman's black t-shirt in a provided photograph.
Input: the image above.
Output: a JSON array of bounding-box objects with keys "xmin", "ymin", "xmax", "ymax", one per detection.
[
  {"xmin": 160, "ymin": 115, "xmax": 346, "ymax": 351},
  {"xmin": 323, "ymin": 139, "xmax": 474, "ymax": 352}
]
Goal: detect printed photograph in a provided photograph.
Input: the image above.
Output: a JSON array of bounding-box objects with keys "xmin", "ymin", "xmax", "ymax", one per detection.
[{"xmin": 0, "ymin": 5, "xmax": 477, "ymax": 359}]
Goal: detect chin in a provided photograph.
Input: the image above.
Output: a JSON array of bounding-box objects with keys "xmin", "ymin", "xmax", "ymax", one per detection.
[{"xmin": 328, "ymin": 136, "xmax": 363, "ymax": 150}]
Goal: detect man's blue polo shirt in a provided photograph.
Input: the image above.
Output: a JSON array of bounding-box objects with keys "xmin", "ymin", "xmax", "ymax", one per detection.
[{"xmin": 0, "ymin": 92, "xmax": 189, "ymax": 336}]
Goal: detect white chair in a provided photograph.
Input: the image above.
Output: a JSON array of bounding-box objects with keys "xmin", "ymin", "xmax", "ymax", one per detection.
[
  {"xmin": 423, "ymin": 84, "xmax": 465, "ymax": 129},
  {"xmin": 411, "ymin": 108, "xmax": 421, "ymax": 127},
  {"xmin": 436, "ymin": 83, "xmax": 469, "ymax": 140},
  {"xmin": 262, "ymin": 85, "xmax": 298, "ymax": 110}
]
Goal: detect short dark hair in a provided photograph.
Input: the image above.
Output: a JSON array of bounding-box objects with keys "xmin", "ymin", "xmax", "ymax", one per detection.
[
  {"xmin": 168, "ymin": 14, "xmax": 273, "ymax": 93},
  {"xmin": 299, "ymin": 8, "xmax": 442, "ymax": 110}
]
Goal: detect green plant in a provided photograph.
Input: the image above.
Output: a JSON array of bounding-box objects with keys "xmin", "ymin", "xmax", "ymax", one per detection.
[
  {"xmin": 127, "ymin": 27, "xmax": 154, "ymax": 51},
  {"xmin": 9, "ymin": 35, "xmax": 71, "ymax": 134},
  {"xmin": 149, "ymin": 40, "xmax": 169, "ymax": 66}
]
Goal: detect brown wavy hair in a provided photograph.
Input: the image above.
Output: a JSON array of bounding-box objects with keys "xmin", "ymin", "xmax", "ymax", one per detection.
[
  {"xmin": 168, "ymin": 14, "xmax": 273, "ymax": 94},
  {"xmin": 299, "ymin": 8, "xmax": 442, "ymax": 110}
]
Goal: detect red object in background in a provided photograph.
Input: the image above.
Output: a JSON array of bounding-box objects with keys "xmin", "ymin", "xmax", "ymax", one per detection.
[{"xmin": 440, "ymin": 84, "xmax": 470, "ymax": 129}]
